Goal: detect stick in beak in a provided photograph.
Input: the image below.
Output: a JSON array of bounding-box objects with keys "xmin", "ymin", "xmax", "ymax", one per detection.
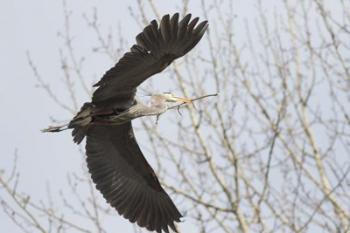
[{"xmin": 172, "ymin": 96, "xmax": 192, "ymax": 103}]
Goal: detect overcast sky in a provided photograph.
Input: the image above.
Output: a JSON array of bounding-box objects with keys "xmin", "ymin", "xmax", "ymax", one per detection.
[{"xmin": 1, "ymin": 0, "xmax": 345, "ymax": 232}]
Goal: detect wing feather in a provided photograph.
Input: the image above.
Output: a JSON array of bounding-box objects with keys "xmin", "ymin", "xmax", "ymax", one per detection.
[
  {"xmin": 177, "ymin": 14, "xmax": 191, "ymax": 41},
  {"xmin": 86, "ymin": 123, "xmax": 182, "ymax": 232},
  {"xmin": 91, "ymin": 13, "xmax": 208, "ymax": 110},
  {"xmin": 187, "ymin": 17, "xmax": 199, "ymax": 32},
  {"xmin": 193, "ymin": 20, "xmax": 209, "ymax": 35},
  {"xmin": 129, "ymin": 191, "xmax": 147, "ymax": 223},
  {"xmin": 160, "ymin": 14, "xmax": 171, "ymax": 42},
  {"xmin": 123, "ymin": 185, "xmax": 143, "ymax": 220},
  {"xmin": 170, "ymin": 13, "xmax": 179, "ymax": 41},
  {"xmin": 137, "ymin": 190, "xmax": 152, "ymax": 227},
  {"xmin": 117, "ymin": 181, "xmax": 137, "ymax": 214}
]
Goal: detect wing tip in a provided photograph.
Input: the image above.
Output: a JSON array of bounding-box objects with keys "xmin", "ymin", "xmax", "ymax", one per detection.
[{"xmin": 172, "ymin": 12, "xmax": 179, "ymax": 18}]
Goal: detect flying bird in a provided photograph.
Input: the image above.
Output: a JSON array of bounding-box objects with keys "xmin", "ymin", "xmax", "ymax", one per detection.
[{"xmin": 45, "ymin": 13, "xmax": 208, "ymax": 233}]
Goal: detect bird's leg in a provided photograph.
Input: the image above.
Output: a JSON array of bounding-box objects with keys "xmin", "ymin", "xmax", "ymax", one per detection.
[
  {"xmin": 155, "ymin": 114, "xmax": 161, "ymax": 124},
  {"xmin": 176, "ymin": 105, "xmax": 182, "ymax": 116}
]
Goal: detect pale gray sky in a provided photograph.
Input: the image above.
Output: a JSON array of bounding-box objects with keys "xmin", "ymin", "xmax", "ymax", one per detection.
[{"xmin": 1, "ymin": 0, "xmax": 347, "ymax": 232}]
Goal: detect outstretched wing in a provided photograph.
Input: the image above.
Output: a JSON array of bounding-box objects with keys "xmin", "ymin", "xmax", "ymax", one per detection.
[
  {"xmin": 92, "ymin": 13, "xmax": 208, "ymax": 109},
  {"xmin": 86, "ymin": 123, "xmax": 182, "ymax": 233}
]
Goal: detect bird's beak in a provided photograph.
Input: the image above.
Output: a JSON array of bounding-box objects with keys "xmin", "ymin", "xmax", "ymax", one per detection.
[{"xmin": 170, "ymin": 96, "xmax": 192, "ymax": 103}]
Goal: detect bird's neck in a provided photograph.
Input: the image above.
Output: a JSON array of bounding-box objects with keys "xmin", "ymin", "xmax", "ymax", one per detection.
[{"xmin": 143, "ymin": 100, "xmax": 168, "ymax": 116}]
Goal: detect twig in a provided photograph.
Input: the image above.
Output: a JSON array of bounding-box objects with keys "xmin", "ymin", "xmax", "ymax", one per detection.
[{"xmin": 168, "ymin": 93, "xmax": 218, "ymax": 110}]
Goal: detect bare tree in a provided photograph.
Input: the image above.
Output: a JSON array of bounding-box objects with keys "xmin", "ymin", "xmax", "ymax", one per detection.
[{"xmin": 1, "ymin": 0, "xmax": 350, "ymax": 232}]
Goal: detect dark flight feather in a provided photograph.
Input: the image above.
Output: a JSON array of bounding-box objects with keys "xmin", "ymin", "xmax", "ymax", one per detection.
[
  {"xmin": 86, "ymin": 123, "xmax": 182, "ymax": 232},
  {"xmin": 91, "ymin": 13, "xmax": 208, "ymax": 111}
]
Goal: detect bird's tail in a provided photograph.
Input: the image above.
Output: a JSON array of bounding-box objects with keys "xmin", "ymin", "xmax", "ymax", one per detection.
[{"xmin": 68, "ymin": 102, "xmax": 93, "ymax": 144}]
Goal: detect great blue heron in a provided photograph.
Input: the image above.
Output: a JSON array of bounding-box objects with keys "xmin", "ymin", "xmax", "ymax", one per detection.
[{"xmin": 44, "ymin": 13, "xmax": 208, "ymax": 233}]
